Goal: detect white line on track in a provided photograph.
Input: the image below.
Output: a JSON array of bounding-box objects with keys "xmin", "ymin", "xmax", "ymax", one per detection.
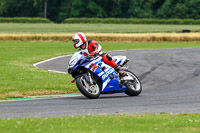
[
  {"xmin": 48, "ymin": 70, "xmax": 67, "ymax": 74},
  {"xmin": 32, "ymin": 50, "xmax": 130, "ymax": 73},
  {"xmin": 33, "ymin": 48, "xmax": 197, "ymax": 73},
  {"xmin": 33, "ymin": 55, "xmax": 72, "ymax": 73},
  {"xmin": 33, "ymin": 54, "xmax": 72, "ymax": 67}
]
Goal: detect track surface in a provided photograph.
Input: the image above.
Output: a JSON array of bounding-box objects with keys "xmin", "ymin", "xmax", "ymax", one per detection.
[{"xmin": 1, "ymin": 48, "xmax": 200, "ymax": 118}]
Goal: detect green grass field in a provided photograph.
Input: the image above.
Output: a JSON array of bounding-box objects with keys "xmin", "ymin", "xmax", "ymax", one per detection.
[
  {"xmin": 1, "ymin": 41, "xmax": 200, "ymax": 132},
  {"xmin": 0, "ymin": 23, "xmax": 200, "ymax": 33},
  {"xmin": 0, "ymin": 41, "xmax": 200, "ymax": 99},
  {"xmin": 1, "ymin": 23, "xmax": 200, "ymax": 132},
  {"xmin": 0, "ymin": 113, "xmax": 200, "ymax": 133}
]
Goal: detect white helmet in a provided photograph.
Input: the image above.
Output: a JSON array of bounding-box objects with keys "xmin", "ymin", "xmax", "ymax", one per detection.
[{"xmin": 72, "ymin": 32, "xmax": 87, "ymax": 48}]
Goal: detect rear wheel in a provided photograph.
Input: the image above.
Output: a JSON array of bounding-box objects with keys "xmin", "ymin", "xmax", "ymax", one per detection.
[
  {"xmin": 76, "ymin": 74, "xmax": 101, "ymax": 99},
  {"xmin": 123, "ymin": 70, "xmax": 142, "ymax": 96}
]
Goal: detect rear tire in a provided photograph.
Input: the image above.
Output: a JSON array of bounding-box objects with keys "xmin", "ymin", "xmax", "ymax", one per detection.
[
  {"xmin": 76, "ymin": 74, "xmax": 101, "ymax": 99},
  {"xmin": 123, "ymin": 70, "xmax": 142, "ymax": 96}
]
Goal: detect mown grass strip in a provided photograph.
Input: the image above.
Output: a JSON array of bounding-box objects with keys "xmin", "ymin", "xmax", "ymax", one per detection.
[
  {"xmin": 0, "ymin": 23, "xmax": 200, "ymax": 34},
  {"xmin": 0, "ymin": 113, "xmax": 200, "ymax": 133},
  {"xmin": 0, "ymin": 33, "xmax": 200, "ymax": 42},
  {"xmin": 0, "ymin": 41, "xmax": 200, "ymax": 99}
]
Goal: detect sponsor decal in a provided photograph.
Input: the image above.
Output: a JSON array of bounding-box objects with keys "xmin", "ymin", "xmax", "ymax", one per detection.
[
  {"xmin": 101, "ymin": 68, "xmax": 115, "ymax": 81},
  {"xmin": 91, "ymin": 64, "xmax": 98, "ymax": 72}
]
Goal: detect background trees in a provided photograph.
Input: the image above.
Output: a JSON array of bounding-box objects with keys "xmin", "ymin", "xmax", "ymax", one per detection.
[{"xmin": 0, "ymin": 0, "xmax": 200, "ymax": 22}]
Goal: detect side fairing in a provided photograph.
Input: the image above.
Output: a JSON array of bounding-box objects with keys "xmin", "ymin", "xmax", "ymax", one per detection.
[{"xmin": 85, "ymin": 57, "xmax": 118, "ymax": 91}]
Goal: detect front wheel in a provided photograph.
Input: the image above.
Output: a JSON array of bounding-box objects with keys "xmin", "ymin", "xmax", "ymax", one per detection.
[
  {"xmin": 123, "ymin": 70, "xmax": 142, "ymax": 96},
  {"xmin": 76, "ymin": 74, "xmax": 101, "ymax": 99}
]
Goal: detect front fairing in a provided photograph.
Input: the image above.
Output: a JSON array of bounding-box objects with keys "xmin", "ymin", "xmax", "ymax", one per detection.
[
  {"xmin": 68, "ymin": 52, "xmax": 100, "ymax": 75},
  {"xmin": 68, "ymin": 51, "xmax": 82, "ymax": 74},
  {"xmin": 72, "ymin": 56, "xmax": 89, "ymax": 72},
  {"xmin": 68, "ymin": 51, "xmax": 91, "ymax": 74}
]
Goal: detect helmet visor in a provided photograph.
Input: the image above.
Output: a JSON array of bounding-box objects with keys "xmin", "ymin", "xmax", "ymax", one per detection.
[{"xmin": 73, "ymin": 39, "xmax": 79, "ymax": 45}]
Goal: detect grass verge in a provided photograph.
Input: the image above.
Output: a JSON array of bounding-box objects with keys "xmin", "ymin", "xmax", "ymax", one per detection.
[
  {"xmin": 0, "ymin": 113, "xmax": 200, "ymax": 133},
  {"xmin": 0, "ymin": 41, "xmax": 200, "ymax": 99}
]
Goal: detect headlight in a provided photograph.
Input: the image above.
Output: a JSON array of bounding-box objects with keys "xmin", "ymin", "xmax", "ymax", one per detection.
[
  {"xmin": 68, "ymin": 58, "xmax": 78, "ymax": 74},
  {"xmin": 69, "ymin": 58, "xmax": 78, "ymax": 67}
]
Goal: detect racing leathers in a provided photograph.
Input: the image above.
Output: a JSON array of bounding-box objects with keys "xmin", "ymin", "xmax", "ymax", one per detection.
[{"xmin": 79, "ymin": 40, "xmax": 126, "ymax": 77}]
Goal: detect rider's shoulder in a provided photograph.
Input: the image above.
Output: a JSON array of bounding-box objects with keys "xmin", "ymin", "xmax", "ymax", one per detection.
[{"xmin": 88, "ymin": 40, "xmax": 97, "ymax": 44}]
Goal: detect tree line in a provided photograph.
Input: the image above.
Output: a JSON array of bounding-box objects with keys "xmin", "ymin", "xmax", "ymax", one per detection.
[{"xmin": 0, "ymin": 0, "xmax": 200, "ymax": 23}]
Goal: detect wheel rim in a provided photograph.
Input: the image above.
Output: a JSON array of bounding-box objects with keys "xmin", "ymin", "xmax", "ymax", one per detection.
[
  {"xmin": 80, "ymin": 76, "xmax": 100, "ymax": 95},
  {"xmin": 126, "ymin": 72, "xmax": 141, "ymax": 91}
]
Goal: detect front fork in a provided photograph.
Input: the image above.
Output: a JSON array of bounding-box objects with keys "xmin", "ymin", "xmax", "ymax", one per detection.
[
  {"xmin": 81, "ymin": 71, "xmax": 95, "ymax": 85},
  {"xmin": 87, "ymin": 71, "xmax": 94, "ymax": 84}
]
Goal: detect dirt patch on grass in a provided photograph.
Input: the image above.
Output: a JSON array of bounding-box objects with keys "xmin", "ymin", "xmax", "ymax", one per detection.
[{"xmin": 0, "ymin": 90, "xmax": 76, "ymax": 99}]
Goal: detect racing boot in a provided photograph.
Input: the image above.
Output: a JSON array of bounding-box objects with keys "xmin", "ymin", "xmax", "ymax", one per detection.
[{"xmin": 114, "ymin": 65, "xmax": 126, "ymax": 77}]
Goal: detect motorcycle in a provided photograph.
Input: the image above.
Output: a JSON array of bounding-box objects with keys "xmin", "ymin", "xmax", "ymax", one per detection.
[{"xmin": 68, "ymin": 51, "xmax": 142, "ymax": 99}]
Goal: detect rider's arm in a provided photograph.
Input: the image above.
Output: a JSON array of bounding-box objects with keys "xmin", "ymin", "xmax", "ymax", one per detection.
[
  {"xmin": 92, "ymin": 43, "xmax": 102, "ymax": 53},
  {"xmin": 89, "ymin": 41, "xmax": 102, "ymax": 56},
  {"xmin": 77, "ymin": 48, "xmax": 83, "ymax": 54}
]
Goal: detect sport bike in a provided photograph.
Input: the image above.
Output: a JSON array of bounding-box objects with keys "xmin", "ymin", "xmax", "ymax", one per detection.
[{"xmin": 68, "ymin": 51, "xmax": 142, "ymax": 99}]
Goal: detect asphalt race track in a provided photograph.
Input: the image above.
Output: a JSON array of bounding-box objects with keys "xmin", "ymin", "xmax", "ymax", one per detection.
[{"xmin": 0, "ymin": 48, "xmax": 200, "ymax": 118}]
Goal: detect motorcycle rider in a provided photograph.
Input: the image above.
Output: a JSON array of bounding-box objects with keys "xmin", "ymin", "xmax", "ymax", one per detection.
[{"xmin": 72, "ymin": 32, "xmax": 126, "ymax": 77}]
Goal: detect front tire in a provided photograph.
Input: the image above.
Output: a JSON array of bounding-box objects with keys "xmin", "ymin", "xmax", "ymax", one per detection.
[
  {"xmin": 123, "ymin": 70, "xmax": 142, "ymax": 96},
  {"xmin": 76, "ymin": 75, "xmax": 101, "ymax": 99}
]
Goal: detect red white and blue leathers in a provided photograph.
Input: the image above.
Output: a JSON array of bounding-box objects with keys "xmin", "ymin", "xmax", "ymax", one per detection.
[{"xmin": 80, "ymin": 40, "xmax": 117, "ymax": 68}]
